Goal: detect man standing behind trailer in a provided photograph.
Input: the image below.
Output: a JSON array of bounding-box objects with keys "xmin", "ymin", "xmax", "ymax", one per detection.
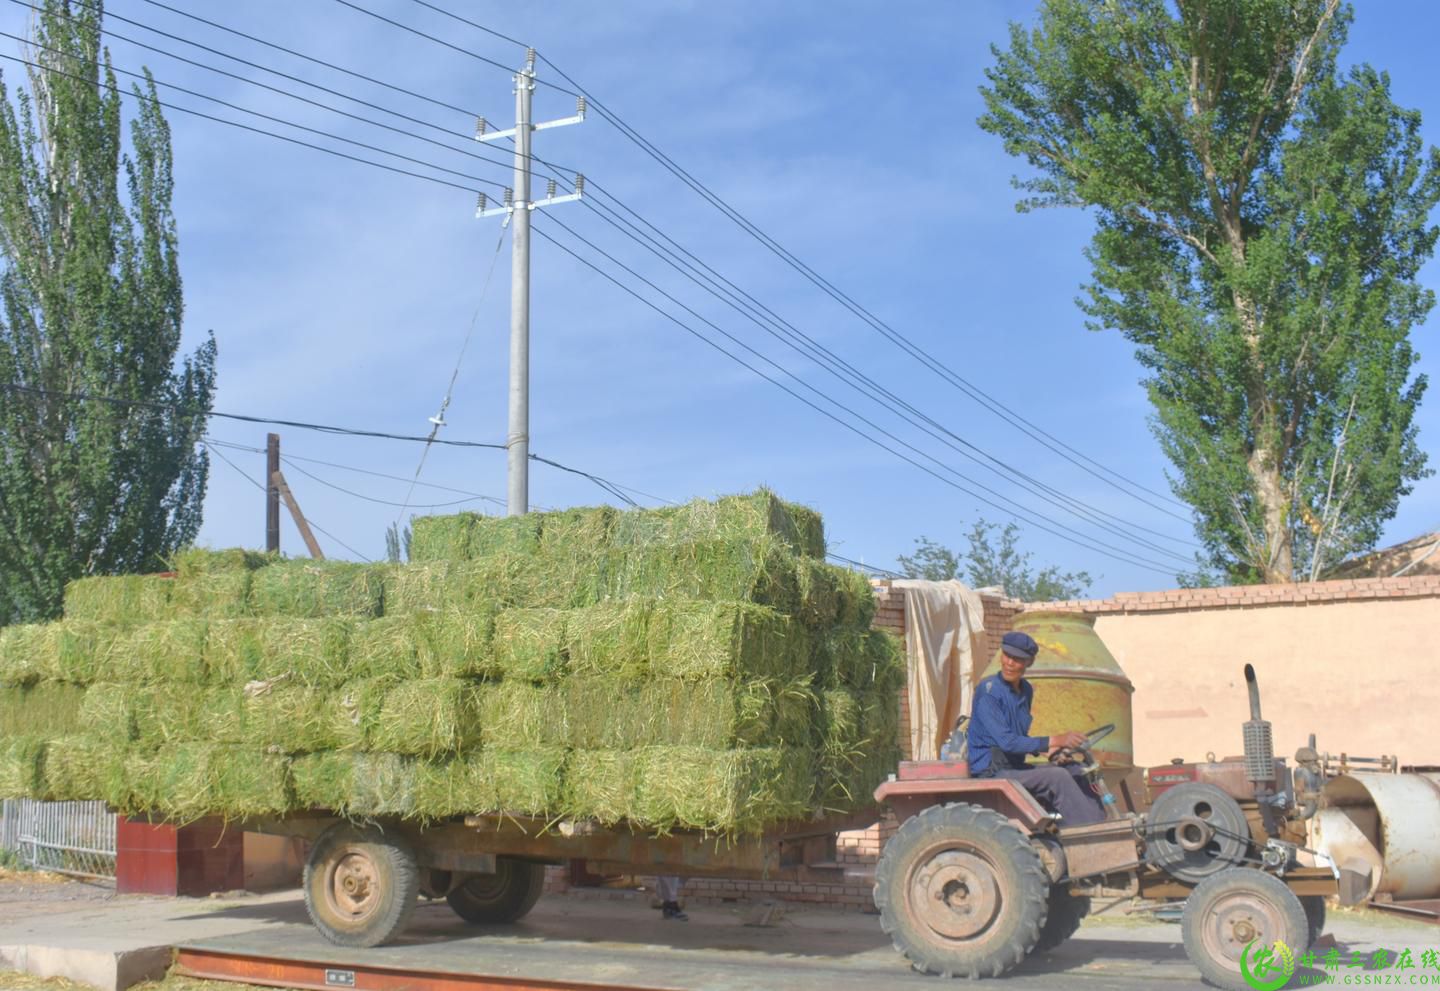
[{"xmin": 966, "ymin": 631, "xmax": 1106, "ymax": 826}]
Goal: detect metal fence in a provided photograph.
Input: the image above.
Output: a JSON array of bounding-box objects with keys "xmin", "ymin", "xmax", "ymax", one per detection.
[{"xmin": 0, "ymin": 798, "xmax": 116, "ymax": 879}]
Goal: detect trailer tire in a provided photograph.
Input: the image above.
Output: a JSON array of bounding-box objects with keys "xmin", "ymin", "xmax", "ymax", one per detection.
[
  {"xmin": 1033, "ymin": 888, "xmax": 1090, "ymax": 953},
  {"xmin": 303, "ymin": 822, "xmax": 419, "ymax": 948},
  {"xmin": 446, "ymin": 857, "xmax": 546, "ymax": 924},
  {"xmin": 874, "ymin": 802, "xmax": 1049, "ymax": 979}
]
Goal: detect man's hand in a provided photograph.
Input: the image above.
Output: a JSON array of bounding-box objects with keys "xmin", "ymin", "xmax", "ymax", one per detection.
[{"xmin": 1048, "ymin": 730, "xmax": 1088, "ymax": 752}]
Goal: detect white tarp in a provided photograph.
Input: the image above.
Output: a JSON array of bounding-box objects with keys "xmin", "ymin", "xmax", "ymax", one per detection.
[{"xmin": 893, "ymin": 579, "xmax": 989, "ymax": 761}]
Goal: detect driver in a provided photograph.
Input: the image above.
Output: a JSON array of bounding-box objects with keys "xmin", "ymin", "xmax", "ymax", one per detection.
[{"xmin": 966, "ymin": 631, "xmax": 1106, "ymax": 826}]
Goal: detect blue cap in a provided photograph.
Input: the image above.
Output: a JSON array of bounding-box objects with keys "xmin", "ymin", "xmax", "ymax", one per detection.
[{"xmin": 1001, "ymin": 631, "xmax": 1040, "ymax": 663}]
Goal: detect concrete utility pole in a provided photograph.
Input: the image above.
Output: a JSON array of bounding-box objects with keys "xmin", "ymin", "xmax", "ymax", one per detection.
[{"xmin": 476, "ymin": 48, "xmax": 586, "ymax": 516}]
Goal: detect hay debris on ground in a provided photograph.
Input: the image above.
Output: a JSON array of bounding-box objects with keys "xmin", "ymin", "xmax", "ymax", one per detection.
[{"xmin": 247, "ymin": 561, "xmax": 387, "ymax": 619}]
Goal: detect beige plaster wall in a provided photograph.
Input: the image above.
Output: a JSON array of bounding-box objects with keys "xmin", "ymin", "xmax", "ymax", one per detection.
[{"xmin": 1092, "ymin": 598, "xmax": 1437, "ymax": 768}]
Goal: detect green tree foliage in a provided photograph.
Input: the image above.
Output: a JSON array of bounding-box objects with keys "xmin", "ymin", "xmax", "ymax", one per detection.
[
  {"xmin": 0, "ymin": 1, "xmax": 215, "ymax": 624},
  {"xmin": 898, "ymin": 520, "xmax": 1094, "ymax": 601},
  {"xmin": 384, "ymin": 521, "xmax": 411, "ymax": 564},
  {"xmin": 980, "ymin": 0, "xmax": 1439, "ymax": 583}
]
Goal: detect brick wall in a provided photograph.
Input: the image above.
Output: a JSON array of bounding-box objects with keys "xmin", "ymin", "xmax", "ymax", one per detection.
[{"xmin": 1033, "ymin": 573, "xmax": 1440, "ymax": 615}]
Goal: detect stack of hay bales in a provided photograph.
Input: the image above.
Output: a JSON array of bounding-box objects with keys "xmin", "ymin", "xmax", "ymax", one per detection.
[{"xmin": 0, "ymin": 490, "xmax": 902, "ymax": 835}]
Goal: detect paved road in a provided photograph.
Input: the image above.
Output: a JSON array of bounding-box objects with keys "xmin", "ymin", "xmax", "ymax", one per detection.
[{"xmin": 0, "ymin": 873, "xmax": 1436, "ymax": 990}]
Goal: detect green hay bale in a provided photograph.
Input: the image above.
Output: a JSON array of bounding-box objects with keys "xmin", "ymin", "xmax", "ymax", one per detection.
[
  {"xmin": 611, "ymin": 537, "xmax": 802, "ymax": 616},
  {"xmin": 41, "ymin": 736, "xmax": 133, "ymax": 806},
  {"xmin": 367, "ymin": 678, "xmax": 482, "ymax": 758},
  {"xmin": 136, "ymin": 685, "xmax": 247, "ymax": 747},
  {"xmin": 0, "ymin": 682, "xmax": 86, "ymax": 736},
  {"xmin": 348, "ymin": 615, "xmax": 424, "ymax": 681},
  {"xmin": 537, "ymin": 506, "xmax": 616, "ymax": 553},
  {"xmin": 413, "ymin": 610, "xmax": 500, "ymax": 679},
  {"xmin": 834, "ymin": 567, "xmax": 877, "ymax": 629},
  {"xmin": 386, "ymin": 561, "xmax": 495, "ymax": 613},
  {"xmin": 49, "ymin": 622, "xmax": 120, "ymax": 684},
  {"xmin": 409, "ymin": 514, "xmax": 476, "ymax": 563},
  {"xmin": 167, "ymin": 547, "xmax": 274, "ymax": 618},
  {"xmin": 492, "ymin": 609, "xmax": 568, "ymax": 681},
  {"xmin": 412, "ymin": 748, "xmax": 567, "ymax": 819},
  {"xmin": 865, "ymin": 630, "xmax": 905, "ymax": 694},
  {"xmin": 205, "ymin": 618, "xmax": 354, "ymax": 685},
  {"xmin": 0, "ymin": 736, "xmax": 47, "ymax": 797},
  {"xmin": 479, "ymin": 682, "xmax": 569, "ymax": 749},
  {"xmin": 248, "ymin": 561, "xmax": 386, "ymax": 619},
  {"xmin": 561, "ymin": 750, "xmax": 636, "ymax": 824},
  {"xmin": 612, "ymin": 490, "xmax": 825, "ymax": 559},
  {"xmin": 815, "ymin": 629, "xmax": 903, "ymax": 690},
  {"xmin": 0, "ymin": 623, "xmax": 61, "ymax": 686},
  {"xmin": 647, "ymin": 601, "xmax": 804, "ymax": 681},
  {"xmin": 130, "ymin": 744, "xmax": 293, "ymax": 821},
  {"xmin": 565, "ymin": 601, "xmax": 653, "ymax": 678},
  {"xmin": 106, "ymin": 620, "xmax": 210, "ymax": 683},
  {"xmin": 63, "ymin": 574, "xmax": 176, "ymax": 623},
  {"xmin": 243, "ymin": 681, "xmax": 364, "ymax": 753},
  {"xmin": 631, "ymin": 746, "xmax": 814, "ymax": 834},
  {"xmin": 795, "ymin": 561, "xmax": 841, "ymax": 629},
  {"xmin": 564, "ymin": 677, "xmax": 814, "ymax": 750},
  {"xmin": 79, "ymin": 682, "xmax": 137, "ymax": 740},
  {"xmin": 293, "ymin": 752, "xmax": 417, "ymax": 817}
]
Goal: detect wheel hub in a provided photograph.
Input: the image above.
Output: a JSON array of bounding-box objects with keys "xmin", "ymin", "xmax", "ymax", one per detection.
[
  {"xmin": 910, "ymin": 850, "xmax": 1001, "ymax": 939},
  {"xmin": 327, "ymin": 851, "xmax": 380, "ymax": 921},
  {"xmin": 1203, "ymin": 892, "xmax": 1285, "ymax": 969}
]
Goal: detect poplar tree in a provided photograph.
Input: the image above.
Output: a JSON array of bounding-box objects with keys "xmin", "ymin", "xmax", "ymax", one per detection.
[
  {"xmin": 0, "ymin": 0, "xmax": 215, "ymax": 623},
  {"xmin": 981, "ymin": 0, "xmax": 1439, "ymax": 583}
]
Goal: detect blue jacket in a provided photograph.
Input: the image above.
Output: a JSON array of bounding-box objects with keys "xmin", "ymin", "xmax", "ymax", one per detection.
[{"xmin": 967, "ymin": 673, "xmax": 1048, "ymax": 775}]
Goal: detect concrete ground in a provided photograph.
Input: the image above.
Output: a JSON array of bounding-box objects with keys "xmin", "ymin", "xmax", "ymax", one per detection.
[{"xmin": 0, "ymin": 871, "xmax": 1435, "ymax": 991}]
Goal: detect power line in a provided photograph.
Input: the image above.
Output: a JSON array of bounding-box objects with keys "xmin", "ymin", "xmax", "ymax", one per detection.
[
  {"xmin": 827, "ymin": 552, "xmax": 905, "ymax": 580},
  {"xmin": 203, "ymin": 440, "xmax": 373, "ymax": 561},
  {"xmin": 545, "ymin": 170, "xmax": 1198, "ymax": 556},
  {"xmin": 401, "ymin": 0, "xmax": 530, "ymax": 49},
  {"xmin": 329, "ymin": 0, "xmax": 577, "ymax": 94},
  {"xmin": 529, "ymin": 218, "xmax": 1177, "ymax": 576},
  {"xmin": 515, "ymin": 48, "xmax": 1192, "ymax": 516},
  {"xmin": 0, "ymin": 52, "xmax": 493, "ymax": 197},
  {"xmin": 0, "ymin": 33, "xmax": 514, "ymax": 192}
]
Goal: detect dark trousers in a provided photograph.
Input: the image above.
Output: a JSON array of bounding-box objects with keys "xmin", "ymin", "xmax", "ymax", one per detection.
[{"xmin": 994, "ymin": 763, "xmax": 1105, "ymax": 826}]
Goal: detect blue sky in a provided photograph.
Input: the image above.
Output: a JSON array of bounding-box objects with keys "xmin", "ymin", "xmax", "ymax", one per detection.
[{"xmin": 3, "ymin": 1, "xmax": 1436, "ymax": 595}]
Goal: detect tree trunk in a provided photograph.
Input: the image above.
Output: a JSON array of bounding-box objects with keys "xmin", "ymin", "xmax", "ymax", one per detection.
[{"xmin": 1248, "ymin": 450, "xmax": 1293, "ymax": 582}]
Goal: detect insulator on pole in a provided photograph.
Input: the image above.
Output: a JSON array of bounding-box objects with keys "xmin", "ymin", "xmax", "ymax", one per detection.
[
  {"xmin": 475, "ymin": 116, "xmax": 487, "ymax": 137},
  {"xmin": 577, "ymin": 95, "xmax": 587, "ymax": 116},
  {"xmin": 504, "ymin": 188, "xmax": 514, "ymax": 207},
  {"xmin": 546, "ymin": 178, "xmax": 557, "ymax": 199},
  {"xmin": 477, "ymin": 192, "xmax": 487, "ymax": 212},
  {"xmin": 574, "ymin": 174, "xmax": 585, "ymax": 195},
  {"xmin": 525, "ymin": 47, "xmax": 537, "ymax": 71}
]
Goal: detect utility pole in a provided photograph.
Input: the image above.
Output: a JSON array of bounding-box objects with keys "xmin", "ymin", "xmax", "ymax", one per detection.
[
  {"xmin": 265, "ymin": 433, "xmax": 280, "ymax": 553},
  {"xmin": 476, "ymin": 48, "xmax": 586, "ymax": 516}
]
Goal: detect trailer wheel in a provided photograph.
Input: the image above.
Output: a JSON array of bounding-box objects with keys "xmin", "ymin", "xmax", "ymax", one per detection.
[
  {"xmin": 1033, "ymin": 888, "xmax": 1090, "ymax": 953},
  {"xmin": 874, "ymin": 802, "xmax": 1049, "ymax": 979},
  {"xmin": 303, "ymin": 822, "xmax": 419, "ymax": 948},
  {"xmin": 446, "ymin": 857, "xmax": 546, "ymax": 924},
  {"xmin": 1182, "ymin": 868, "xmax": 1310, "ymax": 990}
]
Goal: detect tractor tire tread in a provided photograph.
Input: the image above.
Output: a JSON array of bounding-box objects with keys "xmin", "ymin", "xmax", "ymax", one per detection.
[{"xmin": 302, "ymin": 823, "xmax": 420, "ymax": 948}]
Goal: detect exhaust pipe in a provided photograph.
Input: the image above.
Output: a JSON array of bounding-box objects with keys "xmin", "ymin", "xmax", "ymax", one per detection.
[{"xmin": 1243, "ymin": 664, "xmax": 1280, "ymax": 836}]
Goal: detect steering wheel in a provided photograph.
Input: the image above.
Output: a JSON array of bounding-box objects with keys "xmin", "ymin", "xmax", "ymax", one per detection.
[{"xmin": 1048, "ymin": 722, "xmax": 1115, "ymax": 765}]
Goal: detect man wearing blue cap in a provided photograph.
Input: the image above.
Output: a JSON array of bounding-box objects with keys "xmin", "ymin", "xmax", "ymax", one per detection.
[{"xmin": 966, "ymin": 630, "xmax": 1106, "ymax": 826}]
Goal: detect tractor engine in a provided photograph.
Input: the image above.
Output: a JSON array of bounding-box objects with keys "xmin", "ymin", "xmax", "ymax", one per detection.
[{"xmin": 1136, "ymin": 665, "xmax": 1312, "ymax": 883}]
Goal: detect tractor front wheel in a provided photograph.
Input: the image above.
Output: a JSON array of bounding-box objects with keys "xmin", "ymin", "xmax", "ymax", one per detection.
[
  {"xmin": 1182, "ymin": 868, "xmax": 1311, "ymax": 990},
  {"xmin": 303, "ymin": 822, "xmax": 420, "ymax": 948},
  {"xmin": 874, "ymin": 802, "xmax": 1049, "ymax": 979}
]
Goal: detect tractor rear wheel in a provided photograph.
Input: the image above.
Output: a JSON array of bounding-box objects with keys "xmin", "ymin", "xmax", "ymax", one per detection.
[
  {"xmin": 1033, "ymin": 887, "xmax": 1090, "ymax": 953},
  {"xmin": 446, "ymin": 857, "xmax": 546, "ymax": 924},
  {"xmin": 1182, "ymin": 868, "xmax": 1310, "ymax": 990},
  {"xmin": 874, "ymin": 802, "xmax": 1049, "ymax": 979}
]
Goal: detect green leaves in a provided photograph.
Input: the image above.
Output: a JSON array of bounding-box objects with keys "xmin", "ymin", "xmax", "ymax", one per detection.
[
  {"xmin": 0, "ymin": 1, "xmax": 215, "ymax": 624},
  {"xmin": 898, "ymin": 522, "xmax": 1093, "ymax": 602},
  {"xmin": 982, "ymin": 0, "xmax": 1436, "ymax": 582}
]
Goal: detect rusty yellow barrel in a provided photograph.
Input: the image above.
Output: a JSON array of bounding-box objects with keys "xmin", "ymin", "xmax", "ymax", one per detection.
[{"xmin": 978, "ymin": 611, "xmax": 1135, "ymax": 769}]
